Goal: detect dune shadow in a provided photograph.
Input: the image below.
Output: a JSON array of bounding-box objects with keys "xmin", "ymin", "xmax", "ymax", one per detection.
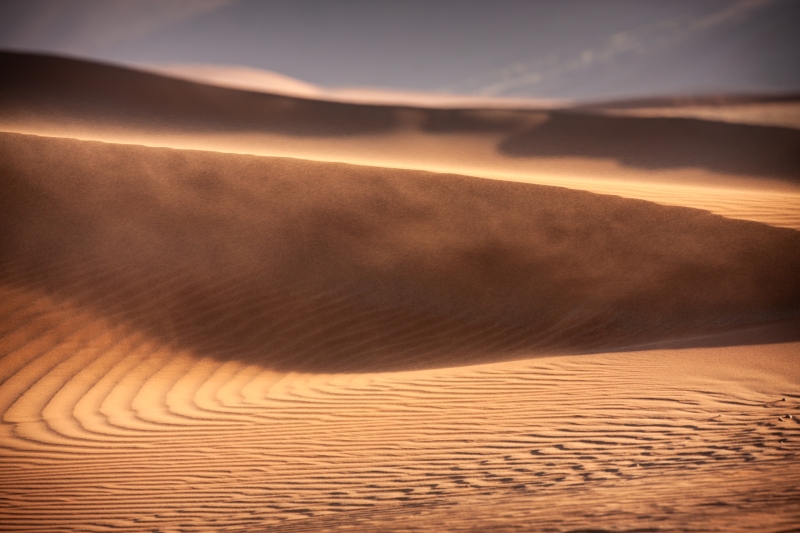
[
  {"xmin": 0, "ymin": 51, "xmax": 398, "ymax": 137},
  {"xmin": 420, "ymin": 108, "xmax": 543, "ymax": 133},
  {"xmin": 596, "ymin": 318, "xmax": 800, "ymax": 354},
  {"xmin": 498, "ymin": 111, "xmax": 800, "ymax": 180},
  {"xmin": 2, "ymin": 132, "xmax": 800, "ymax": 373}
]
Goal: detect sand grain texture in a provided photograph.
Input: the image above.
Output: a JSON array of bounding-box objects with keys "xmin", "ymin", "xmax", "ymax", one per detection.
[
  {"xmin": 2, "ymin": 132, "xmax": 799, "ymax": 371},
  {"xmin": 1, "ymin": 52, "xmax": 800, "ymax": 532}
]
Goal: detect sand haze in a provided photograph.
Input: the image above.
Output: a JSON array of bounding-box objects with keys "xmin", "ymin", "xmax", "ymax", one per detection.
[{"xmin": 1, "ymin": 29, "xmax": 800, "ymax": 533}]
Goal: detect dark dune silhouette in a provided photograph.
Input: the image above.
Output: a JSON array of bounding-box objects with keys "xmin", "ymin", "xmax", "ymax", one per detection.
[
  {"xmin": 2, "ymin": 131, "xmax": 799, "ymax": 373},
  {"xmin": 420, "ymin": 108, "xmax": 540, "ymax": 132},
  {"xmin": 580, "ymin": 93, "xmax": 800, "ymax": 110},
  {"xmin": 0, "ymin": 51, "xmax": 553, "ymax": 139},
  {"xmin": 499, "ymin": 111, "xmax": 800, "ymax": 180},
  {"xmin": 0, "ymin": 51, "xmax": 398, "ymax": 136},
  {"xmin": 4, "ymin": 52, "xmax": 799, "ymax": 187}
]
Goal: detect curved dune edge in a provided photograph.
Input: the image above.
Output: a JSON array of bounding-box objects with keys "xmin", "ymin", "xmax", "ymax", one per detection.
[
  {"xmin": 2, "ymin": 131, "xmax": 800, "ymax": 373},
  {"xmin": 2, "ymin": 48, "xmax": 800, "ymax": 529},
  {"xmin": 2, "ymin": 52, "xmax": 800, "ymax": 233},
  {"xmin": 598, "ymin": 100, "xmax": 800, "ymax": 130},
  {"xmin": 0, "ymin": 156, "xmax": 798, "ymax": 530},
  {"xmin": 3, "ymin": 125, "xmax": 800, "ymax": 232},
  {"xmin": 139, "ymin": 62, "xmax": 569, "ymax": 109},
  {"xmin": 1, "ymin": 279, "xmax": 798, "ymax": 530}
]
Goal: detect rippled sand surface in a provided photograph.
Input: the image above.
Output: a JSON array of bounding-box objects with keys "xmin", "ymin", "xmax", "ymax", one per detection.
[
  {"xmin": 1, "ymin": 52, "xmax": 799, "ymax": 532},
  {"xmin": 1, "ymin": 290, "xmax": 798, "ymax": 531}
]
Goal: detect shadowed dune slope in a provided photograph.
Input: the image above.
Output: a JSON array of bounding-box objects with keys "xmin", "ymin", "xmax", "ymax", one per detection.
[
  {"xmin": 499, "ymin": 112, "xmax": 800, "ymax": 180},
  {"xmin": 0, "ymin": 51, "xmax": 400, "ymax": 136},
  {"xmin": 1, "ymin": 131, "xmax": 799, "ymax": 372},
  {"xmin": 0, "ymin": 51, "xmax": 536, "ymax": 137},
  {"xmin": 3, "ymin": 52, "xmax": 800, "ymax": 183}
]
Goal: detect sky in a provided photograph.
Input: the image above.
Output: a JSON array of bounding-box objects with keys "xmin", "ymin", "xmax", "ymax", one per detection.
[{"xmin": 1, "ymin": 0, "xmax": 799, "ymax": 101}]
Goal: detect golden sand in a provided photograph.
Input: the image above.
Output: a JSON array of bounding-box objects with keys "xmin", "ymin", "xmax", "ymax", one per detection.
[{"xmin": 1, "ymin": 52, "xmax": 799, "ymax": 532}]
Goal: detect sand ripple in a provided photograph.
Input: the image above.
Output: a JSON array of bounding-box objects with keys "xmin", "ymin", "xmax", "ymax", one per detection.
[
  {"xmin": 2, "ymin": 104, "xmax": 800, "ymax": 531},
  {"xmin": 1, "ymin": 284, "xmax": 798, "ymax": 531}
]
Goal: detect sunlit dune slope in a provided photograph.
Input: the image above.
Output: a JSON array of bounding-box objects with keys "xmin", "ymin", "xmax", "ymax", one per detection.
[
  {"xmin": 2, "ymin": 131, "xmax": 799, "ymax": 372},
  {"xmin": 2, "ymin": 50, "xmax": 800, "ymax": 533},
  {"xmin": 1, "ymin": 291, "xmax": 797, "ymax": 532}
]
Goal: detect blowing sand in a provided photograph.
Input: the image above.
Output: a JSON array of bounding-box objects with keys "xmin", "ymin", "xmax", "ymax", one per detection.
[
  {"xmin": 3, "ymin": 52, "xmax": 800, "ymax": 233},
  {"xmin": 1, "ymin": 52, "xmax": 799, "ymax": 532}
]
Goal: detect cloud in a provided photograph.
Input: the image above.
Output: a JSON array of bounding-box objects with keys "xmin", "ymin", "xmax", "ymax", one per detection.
[
  {"xmin": 472, "ymin": 0, "xmax": 779, "ymax": 96},
  {"xmin": 7, "ymin": 0, "xmax": 236, "ymax": 56}
]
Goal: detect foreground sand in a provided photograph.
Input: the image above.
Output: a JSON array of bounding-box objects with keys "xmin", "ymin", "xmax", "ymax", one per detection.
[
  {"xmin": 1, "ymin": 52, "xmax": 800, "ymax": 532},
  {"xmin": 1, "ymin": 290, "xmax": 798, "ymax": 531}
]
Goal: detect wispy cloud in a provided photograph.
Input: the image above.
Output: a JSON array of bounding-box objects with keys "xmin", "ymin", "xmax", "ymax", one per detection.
[
  {"xmin": 467, "ymin": 0, "xmax": 778, "ymax": 96},
  {"xmin": 8, "ymin": 0, "xmax": 236, "ymax": 56}
]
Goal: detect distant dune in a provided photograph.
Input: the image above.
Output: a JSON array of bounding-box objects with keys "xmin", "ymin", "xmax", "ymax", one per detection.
[
  {"xmin": 3, "ymin": 51, "xmax": 800, "ymax": 232},
  {"xmin": 1, "ymin": 52, "xmax": 799, "ymax": 532},
  {"xmin": 499, "ymin": 111, "xmax": 800, "ymax": 179},
  {"xmin": 141, "ymin": 62, "xmax": 568, "ymax": 109}
]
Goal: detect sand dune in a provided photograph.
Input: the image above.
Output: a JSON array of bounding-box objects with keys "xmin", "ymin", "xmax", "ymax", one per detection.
[
  {"xmin": 0, "ymin": 51, "xmax": 399, "ymax": 137},
  {"xmin": 498, "ymin": 111, "xmax": 800, "ymax": 179},
  {"xmin": 590, "ymin": 97, "xmax": 800, "ymax": 130},
  {"xmin": 2, "ymin": 131, "xmax": 799, "ymax": 372},
  {"xmin": 3, "ymin": 51, "xmax": 800, "ymax": 233},
  {"xmin": 1, "ymin": 281, "xmax": 798, "ymax": 530},
  {"xmin": 1, "ymin": 52, "xmax": 800, "ymax": 531},
  {"xmin": 141, "ymin": 62, "xmax": 566, "ymax": 109},
  {"xmin": 143, "ymin": 63, "xmax": 326, "ymax": 99}
]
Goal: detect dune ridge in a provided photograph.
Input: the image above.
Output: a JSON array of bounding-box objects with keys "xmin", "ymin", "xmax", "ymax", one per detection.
[
  {"xmin": 2, "ymin": 51, "xmax": 800, "ymax": 532},
  {"xmin": 4, "ymin": 51, "xmax": 800, "ymax": 234},
  {"xmin": 594, "ymin": 100, "xmax": 800, "ymax": 130},
  {"xmin": 140, "ymin": 62, "xmax": 568, "ymax": 109},
  {"xmin": 2, "ymin": 131, "xmax": 799, "ymax": 373}
]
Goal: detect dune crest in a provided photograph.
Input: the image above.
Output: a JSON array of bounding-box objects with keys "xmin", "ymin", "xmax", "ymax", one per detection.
[
  {"xmin": 2, "ymin": 131, "xmax": 799, "ymax": 373},
  {"xmin": 142, "ymin": 62, "xmax": 567, "ymax": 109},
  {"xmin": 3, "ymin": 52, "xmax": 800, "ymax": 233},
  {"xmin": 2, "ymin": 51, "xmax": 800, "ymax": 532}
]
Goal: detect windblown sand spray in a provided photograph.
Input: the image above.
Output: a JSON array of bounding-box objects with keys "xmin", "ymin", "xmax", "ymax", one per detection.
[
  {"xmin": 1, "ymin": 52, "xmax": 800, "ymax": 532},
  {"xmin": 4, "ymin": 52, "xmax": 800, "ymax": 233},
  {"xmin": 1, "ymin": 132, "xmax": 799, "ymax": 373}
]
